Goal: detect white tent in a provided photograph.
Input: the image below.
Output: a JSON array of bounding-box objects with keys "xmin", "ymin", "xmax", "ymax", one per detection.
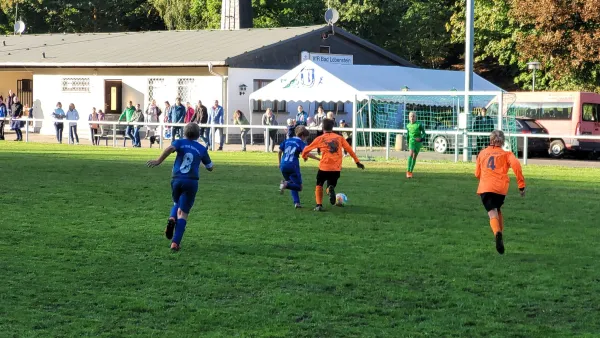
[
  {"xmin": 249, "ymin": 60, "xmax": 503, "ymax": 151},
  {"xmin": 249, "ymin": 60, "xmax": 502, "ymax": 102}
]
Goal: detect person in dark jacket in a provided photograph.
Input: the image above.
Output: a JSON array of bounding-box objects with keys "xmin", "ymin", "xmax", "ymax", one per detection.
[
  {"xmin": 10, "ymin": 97, "xmax": 24, "ymax": 141},
  {"xmin": 169, "ymin": 97, "xmax": 186, "ymax": 142},
  {"xmin": 0, "ymin": 98, "xmax": 7, "ymax": 140},
  {"xmin": 192, "ymin": 100, "xmax": 209, "ymax": 144}
]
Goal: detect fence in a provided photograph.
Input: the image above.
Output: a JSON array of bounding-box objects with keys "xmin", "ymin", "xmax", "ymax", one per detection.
[{"xmin": 2, "ymin": 117, "xmax": 599, "ymax": 165}]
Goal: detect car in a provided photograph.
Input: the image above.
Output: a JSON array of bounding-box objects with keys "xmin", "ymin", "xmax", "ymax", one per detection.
[{"xmin": 425, "ymin": 118, "xmax": 550, "ymax": 157}]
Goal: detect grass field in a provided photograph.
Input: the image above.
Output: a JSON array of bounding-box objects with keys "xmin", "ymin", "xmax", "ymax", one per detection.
[{"xmin": 1, "ymin": 143, "xmax": 599, "ymax": 337}]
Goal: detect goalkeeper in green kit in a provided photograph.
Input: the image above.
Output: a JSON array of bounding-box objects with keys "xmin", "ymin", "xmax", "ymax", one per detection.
[{"xmin": 406, "ymin": 112, "xmax": 426, "ymax": 178}]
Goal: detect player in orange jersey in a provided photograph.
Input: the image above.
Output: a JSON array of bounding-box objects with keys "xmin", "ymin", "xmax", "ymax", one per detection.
[
  {"xmin": 301, "ymin": 119, "xmax": 365, "ymax": 211},
  {"xmin": 475, "ymin": 130, "xmax": 526, "ymax": 254}
]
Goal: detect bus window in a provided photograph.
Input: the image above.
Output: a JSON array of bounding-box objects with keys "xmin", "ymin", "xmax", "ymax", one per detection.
[
  {"xmin": 540, "ymin": 103, "xmax": 573, "ymax": 120},
  {"xmin": 582, "ymin": 103, "xmax": 599, "ymax": 122}
]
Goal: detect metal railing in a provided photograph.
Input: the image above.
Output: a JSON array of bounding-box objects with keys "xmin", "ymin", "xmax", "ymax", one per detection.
[{"xmin": 2, "ymin": 117, "xmax": 599, "ymax": 165}]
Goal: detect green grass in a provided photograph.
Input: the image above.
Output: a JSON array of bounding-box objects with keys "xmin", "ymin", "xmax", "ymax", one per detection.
[{"xmin": 1, "ymin": 143, "xmax": 599, "ymax": 337}]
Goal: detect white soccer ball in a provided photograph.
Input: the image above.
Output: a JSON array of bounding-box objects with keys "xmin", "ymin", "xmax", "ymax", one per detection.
[{"xmin": 335, "ymin": 193, "xmax": 348, "ymax": 207}]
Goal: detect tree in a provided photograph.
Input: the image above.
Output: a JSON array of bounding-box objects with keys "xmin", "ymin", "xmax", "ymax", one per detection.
[
  {"xmin": 511, "ymin": 0, "xmax": 600, "ymax": 91},
  {"xmin": 0, "ymin": 0, "xmax": 164, "ymax": 34}
]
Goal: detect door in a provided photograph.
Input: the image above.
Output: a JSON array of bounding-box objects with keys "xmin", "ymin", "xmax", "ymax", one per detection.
[
  {"xmin": 104, "ymin": 80, "xmax": 122, "ymax": 115},
  {"xmin": 581, "ymin": 103, "xmax": 600, "ymax": 151}
]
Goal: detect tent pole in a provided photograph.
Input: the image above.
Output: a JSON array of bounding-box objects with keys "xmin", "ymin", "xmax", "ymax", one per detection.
[
  {"xmin": 352, "ymin": 95, "xmax": 357, "ymax": 152},
  {"xmin": 368, "ymin": 97, "xmax": 373, "ymax": 150},
  {"xmin": 249, "ymin": 99, "xmax": 253, "ymax": 146}
]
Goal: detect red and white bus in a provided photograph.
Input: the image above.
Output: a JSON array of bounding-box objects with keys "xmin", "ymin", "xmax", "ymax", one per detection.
[{"xmin": 503, "ymin": 92, "xmax": 600, "ymax": 158}]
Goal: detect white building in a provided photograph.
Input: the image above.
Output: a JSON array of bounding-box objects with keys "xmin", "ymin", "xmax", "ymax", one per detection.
[{"xmin": 0, "ymin": 3, "xmax": 416, "ymax": 142}]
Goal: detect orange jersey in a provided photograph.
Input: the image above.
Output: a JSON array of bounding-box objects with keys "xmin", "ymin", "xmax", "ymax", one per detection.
[
  {"xmin": 475, "ymin": 146, "xmax": 526, "ymax": 195},
  {"xmin": 302, "ymin": 132, "xmax": 359, "ymax": 171}
]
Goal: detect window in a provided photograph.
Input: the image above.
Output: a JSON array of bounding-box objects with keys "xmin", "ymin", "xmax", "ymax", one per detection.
[
  {"xmin": 62, "ymin": 78, "xmax": 90, "ymax": 92},
  {"xmin": 512, "ymin": 102, "xmax": 573, "ymax": 120},
  {"xmin": 319, "ymin": 45, "xmax": 331, "ymax": 53},
  {"xmin": 148, "ymin": 78, "xmax": 165, "ymax": 103},
  {"xmin": 318, "ymin": 101, "xmax": 345, "ymax": 113},
  {"xmin": 177, "ymin": 78, "xmax": 194, "ymax": 103},
  {"xmin": 582, "ymin": 103, "xmax": 599, "ymax": 122},
  {"xmin": 253, "ymin": 79, "xmax": 286, "ymax": 112}
]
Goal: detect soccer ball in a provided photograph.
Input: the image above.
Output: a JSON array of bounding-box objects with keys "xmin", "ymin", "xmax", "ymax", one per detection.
[{"xmin": 335, "ymin": 193, "xmax": 348, "ymax": 207}]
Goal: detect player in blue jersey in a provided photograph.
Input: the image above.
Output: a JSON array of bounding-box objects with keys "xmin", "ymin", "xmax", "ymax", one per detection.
[
  {"xmin": 147, "ymin": 122, "xmax": 213, "ymax": 252},
  {"xmin": 278, "ymin": 125, "xmax": 319, "ymax": 208}
]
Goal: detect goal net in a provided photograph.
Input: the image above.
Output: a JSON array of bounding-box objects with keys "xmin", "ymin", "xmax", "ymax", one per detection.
[{"xmin": 354, "ymin": 92, "xmax": 518, "ymax": 160}]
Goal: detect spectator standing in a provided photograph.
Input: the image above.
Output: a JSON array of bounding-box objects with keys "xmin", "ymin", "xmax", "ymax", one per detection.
[
  {"xmin": 233, "ymin": 110, "xmax": 250, "ymax": 151},
  {"xmin": 132, "ymin": 104, "xmax": 144, "ymax": 147},
  {"xmin": 119, "ymin": 101, "xmax": 136, "ymax": 146},
  {"xmin": 192, "ymin": 100, "xmax": 209, "ymax": 144},
  {"xmin": 7, "ymin": 90, "xmax": 15, "ymax": 115},
  {"xmin": 313, "ymin": 106, "xmax": 326, "ymax": 154},
  {"xmin": 262, "ymin": 108, "xmax": 278, "ymax": 152},
  {"xmin": 98, "ymin": 109, "xmax": 106, "ymax": 136},
  {"xmin": 339, "ymin": 120, "xmax": 352, "ymax": 156},
  {"xmin": 66, "ymin": 103, "xmax": 80, "ymax": 144},
  {"xmin": 295, "ymin": 105, "xmax": 308, "ymax": 126},
  {"xmin": 10, "ymin": 97, "xmax": 24, "ymax": 141},
  {"xmin": 0, "ymin": 98, "xmax": 6, "ymax": 140},
  {"xmin": 163, "ymin": 101, "xmax": 172, "ymax": 139},
  {"xmin": 89, "ymin": 107, "xmax": 100, "ymax": 146},
  {"xmin": 52, "ymin": 102, "xmax": 66, "ymax": 144},
  {"xmin": 208, "ymin": 100, "xmax": 225, "ymax": 150},
  {"xmin": 185, "ymin": 102, "xmax": 195, "ymax": 123},
  {"xmin": 169, "ymin": 98, "xmax": 186, "ymax": 142},
  {"xmin": 145, "ymin": 100, "xmax": 161, "ymax": 139},
  {"xmin": 327, "ymin": 111, "xmax": 337, "ymax": 126}
]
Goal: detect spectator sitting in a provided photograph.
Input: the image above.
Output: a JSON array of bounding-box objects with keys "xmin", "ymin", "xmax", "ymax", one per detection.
[{"xmin": 295, "ymin": 105, "xmax": 308, "ymax": 126}]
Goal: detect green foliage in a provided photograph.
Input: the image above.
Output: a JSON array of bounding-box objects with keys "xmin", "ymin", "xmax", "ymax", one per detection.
[
  {"xmin": 0, "ymin": 0, "xmax": 164, "ymax": 33},
  {"xmin": 2, "ymin": 143, "xmax": 600, "ymax": 336}
]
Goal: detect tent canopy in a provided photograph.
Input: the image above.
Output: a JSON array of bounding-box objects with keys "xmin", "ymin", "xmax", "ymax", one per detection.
[{"xmin": 249, "ymin": 60, "xmax": 503, "ymax": 103}]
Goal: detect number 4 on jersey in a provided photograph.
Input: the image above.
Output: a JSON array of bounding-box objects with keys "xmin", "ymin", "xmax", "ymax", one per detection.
[{"xmin": 487, "ymin": 156, "xmax": 496, "ymax": 170}]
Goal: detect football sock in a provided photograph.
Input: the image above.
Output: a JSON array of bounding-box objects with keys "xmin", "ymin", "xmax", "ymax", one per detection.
[
  {"xmin": 291, "ymin": 191, "xmax": 300, "ymax": 205},
  {"xmin": 490, "ymin": 217, "xmax": 501, "ymax": 235},
  {"xmin": 407, "ymin": 157, "xmax": 413, "ymax": 172},
  {"xmin": 286, "ymin": 182, "xmax": 302, "ymax": 191},
  {"xmin": 173, "ymin": 219, "xmax": 187, "ymax": 245},
  {"xmin": 410, "ymin": 154, "xmax": 418, "ymax": 172},
  {"xmin": 316, "ymin": 186, "xmax": 323, "ymax": 205},
  {"xmin": 498, "ymin": 210, "xmax": 504, "ymax": 232},
  {"xmin": 170, "ymin": 204, "xmax": 179, "ymax": 220}
]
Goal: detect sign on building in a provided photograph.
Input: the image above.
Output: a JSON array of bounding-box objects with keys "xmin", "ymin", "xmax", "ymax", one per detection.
[
  {"xmin": 310, "ymin": 53, "xmax": 353, "ymax": 66},
  {"xmin": 300, "ymin": 51, "xmax": 353, "ymax": 66}
]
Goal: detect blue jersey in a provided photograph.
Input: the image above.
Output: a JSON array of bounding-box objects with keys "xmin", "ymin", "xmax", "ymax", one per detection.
[
  {"xmin": 279, "ymin": 137, "xmax": 306, "ymax": 171},
  {"xmin": 172, "ymin": 139, "xmax": 212, "ymax": 180}
]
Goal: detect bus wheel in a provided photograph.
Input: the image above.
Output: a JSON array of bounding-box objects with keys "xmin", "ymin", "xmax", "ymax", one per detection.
[{"xmin": 549, "ymin": 140, "xmax": 565, "ymax": 159}]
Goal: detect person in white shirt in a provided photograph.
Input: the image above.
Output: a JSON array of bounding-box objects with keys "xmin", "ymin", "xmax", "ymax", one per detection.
[{"xmin": 66, "ymin": 103, "xmax": 80, "ymax": 144}]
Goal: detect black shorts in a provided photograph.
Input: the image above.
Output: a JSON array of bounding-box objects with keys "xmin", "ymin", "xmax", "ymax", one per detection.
[
  {"xmin": 316, "ymin": 170, "xmax": 340, "ymax": 187},
  {"xmin": 480, "ymin": 193, "xmax": 506, "ymax": 212}
]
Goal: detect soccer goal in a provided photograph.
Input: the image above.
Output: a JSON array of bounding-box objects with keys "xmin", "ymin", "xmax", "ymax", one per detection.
[{"xmin": 353, "ymin": 91, "xmax": 518, "ymax": 161}]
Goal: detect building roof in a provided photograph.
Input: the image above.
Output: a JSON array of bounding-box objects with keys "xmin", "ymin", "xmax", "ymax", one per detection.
[{"xmin": 0, "ymin": 25, "xmax": 412, "ymax": 68}]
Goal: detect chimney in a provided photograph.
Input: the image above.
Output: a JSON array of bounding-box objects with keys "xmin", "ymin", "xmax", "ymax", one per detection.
[{"xmin": 221, "ymin": 0, "xmax": 253, "ymax": 30}]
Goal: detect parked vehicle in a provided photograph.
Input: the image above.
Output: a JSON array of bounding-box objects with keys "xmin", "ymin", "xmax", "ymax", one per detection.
[
  {"xmin": 489, "ymin": 92, "xmax": 600, "ymax": 158},
  {"xmin": 426, "ymin": 117, "xmax": 550, "ymax": 157}
]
